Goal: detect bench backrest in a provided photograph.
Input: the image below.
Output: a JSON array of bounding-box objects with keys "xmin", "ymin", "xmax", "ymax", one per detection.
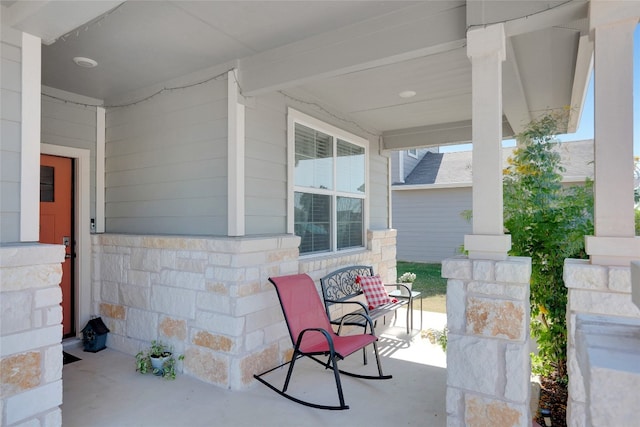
[{"xmin": 320, "ymin": 265, "xmax": 374, "ymax": 317}]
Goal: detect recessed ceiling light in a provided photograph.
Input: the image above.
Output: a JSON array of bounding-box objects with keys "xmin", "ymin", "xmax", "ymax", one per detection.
[
  {"xmin": 73, "ymin": 57, "xmax": 98, "ymax": 68},
  {"xmin": 399, "ymin": 90, "xmax": 416, "ymax": 98}
]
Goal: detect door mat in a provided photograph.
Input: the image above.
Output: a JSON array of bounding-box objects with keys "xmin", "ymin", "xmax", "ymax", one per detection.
[{"xmin": 63, "ymin": 351, "xmax": 81, "ymax": 365}]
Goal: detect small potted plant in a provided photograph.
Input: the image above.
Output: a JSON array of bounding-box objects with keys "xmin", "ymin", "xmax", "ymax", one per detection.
[
  {"xmin": 135, "ymin": 340, "xmax": 184, "ymax": 380},
  {"xmin": 396, "ymin": 272, "xmax": 416, "ymax": 296}
]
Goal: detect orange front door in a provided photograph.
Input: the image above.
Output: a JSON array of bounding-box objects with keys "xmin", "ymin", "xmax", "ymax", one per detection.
[{"xmin": 40, "ymin": 154, "xmax": 74, "ymax": 337}]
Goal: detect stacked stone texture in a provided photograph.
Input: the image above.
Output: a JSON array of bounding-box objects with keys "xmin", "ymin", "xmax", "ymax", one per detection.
[
  {"xmin": 564, "ymin": 259, "xmax": 640, "ymax": 427},
  {"xmin": 1, "ymin": 244, "xmax": 65, "ymax": 427},
  {"xmin": 91, "ymin": 229, "xmax": 396, "ymax": 390},
  {"xmin": 443, "ymin": 256, "xmax": 532, "ymax": 427}
]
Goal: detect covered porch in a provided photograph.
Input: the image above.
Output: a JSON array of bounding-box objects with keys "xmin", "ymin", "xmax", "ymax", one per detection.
[
  {"xmin": 61, "ymin": 320, "xmax": 449, "ymax": 426},
  {"xmin": 1, "ymin": 1, "xmax": 639, "ymax": 426}
]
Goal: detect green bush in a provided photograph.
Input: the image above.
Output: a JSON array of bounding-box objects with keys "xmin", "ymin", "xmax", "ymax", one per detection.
[{"xmin": 503, "ymin": 111, "xmax": 593, "ymax": 381}]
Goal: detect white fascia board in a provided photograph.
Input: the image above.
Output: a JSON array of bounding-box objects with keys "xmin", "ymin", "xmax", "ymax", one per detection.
[
  {"xmin": 382, "ymin": 118, "xmax": 514, "ymax": 151},
  {"xmin": 240, "ymin": 2, "xmax": 466, "ymax": 96},
  {"xmin": 567, "ymin": 35, "xmax": 593, "ymax": 134},
  {"xmin": 502, "ymin": 39, "xmax": 531, "ymax": 135},
  {"xmin": 392, "ymin": 182, "xmax": 472, "ymax": 191},
  {"xmin": 391, "ymin": 176, "xmax": 588, "ymax": 191},
  {"xmin": 502, "ymin": 0, "xmax": 589, "ymax": 38}
]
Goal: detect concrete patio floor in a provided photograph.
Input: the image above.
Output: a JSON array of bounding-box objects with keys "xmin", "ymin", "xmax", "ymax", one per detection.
[{"xmin": 62, "ymin": 311, "xmax": 448, "ymax": 427}]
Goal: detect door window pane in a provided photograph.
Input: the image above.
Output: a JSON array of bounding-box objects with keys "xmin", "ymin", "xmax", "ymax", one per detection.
[{"xmin": 40, "ymin": 166, "xmax": 54, "ymax": 202}]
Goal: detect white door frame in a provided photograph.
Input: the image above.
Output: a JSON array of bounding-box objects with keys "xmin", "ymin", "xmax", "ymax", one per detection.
[{"xmin": 41, "ymin": 143, "xmax": 91, "ymax": 337}]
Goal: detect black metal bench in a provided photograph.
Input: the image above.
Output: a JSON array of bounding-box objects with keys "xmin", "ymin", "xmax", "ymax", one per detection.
[{"xmin": 320, "ymin": 265, "xmax": 412, "ymax": 336}]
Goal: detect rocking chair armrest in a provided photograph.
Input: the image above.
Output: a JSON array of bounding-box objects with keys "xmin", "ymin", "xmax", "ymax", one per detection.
[{"xmin": 295, "ymin": 327, "xmax": 337, "ymax": 353}]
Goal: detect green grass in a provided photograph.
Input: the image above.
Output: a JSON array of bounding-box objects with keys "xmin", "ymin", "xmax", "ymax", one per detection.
[{"xmin": 396, "ymin": 261, "xmax": 447, "ymax": 298}]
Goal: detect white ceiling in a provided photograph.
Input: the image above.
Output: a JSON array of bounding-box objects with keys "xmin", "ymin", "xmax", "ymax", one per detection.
[{"xmin": 2, "ymin": 0, "xmax": 591, "ymax": 147}]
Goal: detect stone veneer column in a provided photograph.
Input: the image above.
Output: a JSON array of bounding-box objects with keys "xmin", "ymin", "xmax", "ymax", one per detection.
[
  {"xmin": 564, "ymin": 259, "xmax": 640, "ymax": 426},
  {"xmin": 1, "ymin": 244, "xmax": 65, "ymax": 427},
  {"xmin": 443, "ymin": 256, "xmax": 532, "ymax": 427}
]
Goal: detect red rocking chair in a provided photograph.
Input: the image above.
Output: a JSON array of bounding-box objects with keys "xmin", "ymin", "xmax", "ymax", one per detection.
[{"xmin": 253, "ymin": 273, "xmax": 392, "ymax": 410}]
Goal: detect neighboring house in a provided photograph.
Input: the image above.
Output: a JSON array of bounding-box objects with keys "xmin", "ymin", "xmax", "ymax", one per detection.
[
  {"xmin": 392, "ymin": 140, "xmax": 594, "ymax": 263},
  {"xmin": 389, "ymin": 148, "xmax": 436, "ymax": 185},
  {"xmin": 1, "ymin": 2, "xmax": 638, "ymax": 427}
]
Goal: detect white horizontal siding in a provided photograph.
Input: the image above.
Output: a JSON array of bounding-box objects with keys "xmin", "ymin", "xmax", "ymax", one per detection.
[
  {"xmin": 41, "ymin": 93, "xmax": 98, "ymax": 219},
  {"xmin": 105, "ymin": 78, "xmax": 228, "ymax": 235},
  {"xmin": 0, "ymin": 36, "xmax": 21, "ymax": 243},
  {"xmin": 393, "ymin": 187, "xmax": 472, "ymax": 263},
  {"xmin": 245, "ymin": 91, "xmax": 388, "ymax": 236},
  {"xmin": 245, "ymin": 93, "xmax": 288, "ymax": 235},
  {"xmin": 369, "ymin": 152, "xmax": 389, "ymax": 230}
]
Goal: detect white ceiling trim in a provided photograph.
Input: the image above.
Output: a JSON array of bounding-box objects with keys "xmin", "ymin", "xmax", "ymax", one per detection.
[
  {"xmin": 1, "ymin": 0, "xmax": 123, "ymax": 45},
  {"xmin": 239, "ymin": 2, "xmax": 467, "ymax": 96}
]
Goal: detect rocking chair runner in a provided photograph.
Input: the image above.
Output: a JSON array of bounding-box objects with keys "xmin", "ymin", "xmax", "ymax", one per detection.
[{"xmin": 253, "ymin": 273, "xmax": 392, "ymax": 410}]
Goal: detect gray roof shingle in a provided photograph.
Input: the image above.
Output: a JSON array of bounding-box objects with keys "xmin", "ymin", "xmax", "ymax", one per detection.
[{"xmin": 400, "ymin": 139, "xmax": 593, "ymax": 186}]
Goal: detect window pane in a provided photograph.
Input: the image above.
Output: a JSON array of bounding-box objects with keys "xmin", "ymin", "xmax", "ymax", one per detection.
[
  {"xmin": 40, "ymin": 166, "xmax": 54, "ymax": 202},
  {"xmin": 336, "ymin": 197, "xmax": 363, "ymax": 250},
  {"xmin": 336, "ymin": 139, "xmax": 365, "ymax": 194},
  {"xmin": 294, "ymin": 192, "xmax": 331, "ymax": 254},
  {"xmin": 295, "ymin": 123, "xmax": 333, "ymax": 190}
]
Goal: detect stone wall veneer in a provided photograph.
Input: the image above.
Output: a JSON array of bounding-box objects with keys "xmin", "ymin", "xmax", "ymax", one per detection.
[
  {"xmin": 92, "ymin": 230, "xmax": 396, "ymax": 390},
  {"xmin": 564, "ymin": 259, "xmax": 640, "ymax": 426},
  {"xmin": 1, "ymin": 244, "xmax": 65, "ymax": 427},
  {"xmin": 443, "ymin": 256, "xmax": 532, "ymax": 427}
]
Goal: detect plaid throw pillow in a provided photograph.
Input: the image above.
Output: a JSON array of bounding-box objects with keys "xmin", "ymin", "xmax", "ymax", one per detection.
[{"xmin": 357, "ymin": 274, "xmax": 396, "ymax": 310}]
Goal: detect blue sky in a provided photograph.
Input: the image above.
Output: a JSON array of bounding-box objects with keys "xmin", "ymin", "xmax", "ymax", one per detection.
[{"xmin": 442, "ymin": 25, "xmax": 640, "ymax": 156}]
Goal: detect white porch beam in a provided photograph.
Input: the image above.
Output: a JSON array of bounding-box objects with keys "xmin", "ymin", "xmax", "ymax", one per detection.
[
  {"xmin": 502, "ymin": 38, "xmax": 531, "ymax": 135},
  {"xmin": 382, "ymin": 118, "xmax": 515, "ymax": 151},
  {"xmin": 464, "ymin": 23, "xmax": 511, "ymax": 260},
  {"xmin": 19, "ymin": 32, "xmax": 41, "ymax": 242},
  {"xmin": 227, "ymin": 69, "xmax": 245, "ymax": 237},
  {"xmin": 567, "ymin": 34, "xmax": 593, "ymax": 134},
  {"xmin": 585, "ymin": 2, "xmax": 640, "ymax": 266},
  {"xmin": 239, "ymin": 1, "xmax": 466, "ymax": 96}
]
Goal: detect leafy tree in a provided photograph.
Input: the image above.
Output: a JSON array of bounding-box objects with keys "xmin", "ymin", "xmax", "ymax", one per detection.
[{"xmin": 503, "ymin": 111, "xmax": 593, "ymax": 381}]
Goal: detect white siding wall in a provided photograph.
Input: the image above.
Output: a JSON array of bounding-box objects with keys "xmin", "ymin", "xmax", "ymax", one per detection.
[
  {"xmin": 245, "ymin": 93, "xmax": 287, "ymax": 234},
  {"xmin": 369, "ymin": 151, "xmax": 390, "ymax": 230},
  {"xmin": 0, "ymin": 29, "xmax": 22, "ymax": 243},
  {"xmin": 41, "ymin": 89, "xmax": 98, "ymax": 218},
  {"xmin": 105, "ymin": 78, "xmax": 228, "ymax": 235},
  {"xmin": 244, "ymin": 92, "xmax": 390, "ymax": 234},
  {"xmin": 393, "ymin": 187, "xmax": 472, "ymax": 263}
]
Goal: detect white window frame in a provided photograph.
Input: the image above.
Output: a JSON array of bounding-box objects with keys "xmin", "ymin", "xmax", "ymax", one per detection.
[
  {"xmin": 287, "ymin": 108, "xmax": 369, "ymax": 256},
  {"xmin": 407, "ymin": 148, "xmax": 418, "ymax": 159}
]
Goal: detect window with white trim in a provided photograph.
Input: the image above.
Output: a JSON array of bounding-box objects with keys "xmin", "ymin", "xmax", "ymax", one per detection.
[
  {"xmin": 288, "ymin": 109, "xmax": 367, "ymax": 255},
  {"xmin": 407, "ymin": 149, "xmax": 418, "ymax": 159}
]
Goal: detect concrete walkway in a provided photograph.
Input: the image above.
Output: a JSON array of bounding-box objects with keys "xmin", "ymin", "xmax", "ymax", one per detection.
[{"xmin": 62, "ymin": 311, "xmax": 448, "ymax": 427}]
